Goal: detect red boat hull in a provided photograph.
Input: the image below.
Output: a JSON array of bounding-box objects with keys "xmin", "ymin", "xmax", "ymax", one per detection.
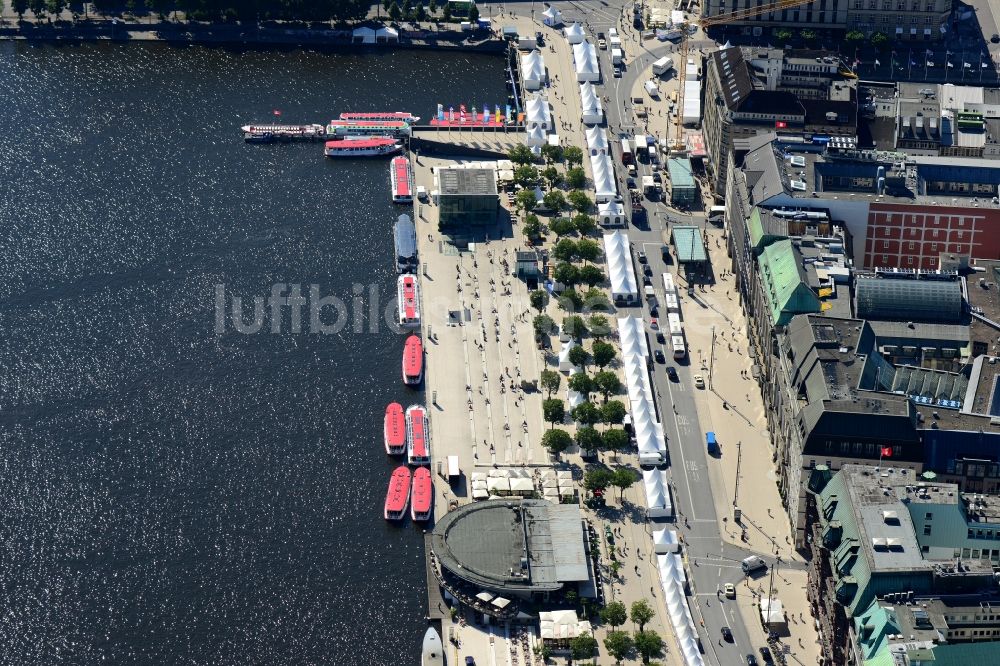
[
  {"xmin": 411, "ymin": 467, "xmax": 433, "ymax": 522},
  {"xmin": 384, "ymin": 466, "xmax": 412, "ymax": 520},
  {"xmin": 384, "ymin": 402, "xmax": 406, "ymax": 455},
  {"xmin": 403, "ymin": 335, "xmax": 423, "ymax": 385}
]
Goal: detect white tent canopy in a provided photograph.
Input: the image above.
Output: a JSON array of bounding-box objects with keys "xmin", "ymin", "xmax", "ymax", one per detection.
[
  {"xmin": 572, "ymin": 41, "xmax": 600, "ymax": 82},
  {"xmin": 683, "ymin": 79, "xmax": 701, "ymax": 126},
  {"xmin": 521, "ymin": 50, "xmax": 546, "ymax": 90},
  {"xmin": 525, "ymin": 94, "xmax": 552, "ymax": 130},
  {"xmin": 540, "ymin": 610, "xmax": 592, "ymax": 640},
  {"xmin": 643, "ymin": 468, "xmax": 673, "ymax": 518},
  {"xmin": 585, "ymin": 125, "xmax": 608, "ymax": 154},
  {"xmin": 604, "ymin": 231, "xmax": 639, "ymax": 304},
  {"xmin": 376, "ymin": 25, "xmax": 399, "ymax": 41},
  {"xmin": 618, "ymin": 316, "xmax": 649, "ymax": 362},
  {"xmin": 563, "ymin": 22, "xmax": 585, "ymax": 44},
  {"xmin": 590, "ymin": 153, "xmax": 617, "ymax": 202},
  {"xmin": 598, "ymin": 200, "xmax": 625, "ymax": 227},
  {"xmin": 542, "ymin": 6, "xmax": 563, "ymax": 26},
  {"xmin": 653, "ymin": 528, "xmax": 680, "ymax": 553},
  {"xmin": 558, "ymin": 338, "xmax": 579, "ymax": 373},
  {"xmin": 352, "ymin": 26, "xmax": 376, "ymax": 43},
  {"xmin": 659, "ymin": 552, "xmax": 704, "ymax": 666},
  {"xmin": 579, "ymin": 82, "xmax": 604, "ymax": 125},
  {"xmin": 526, "ymin": 123, "xmax": 547, "ymax": 147},
  {"xmin": 761, "ymin": 598, "xmax": 788, "ymax": 631}
]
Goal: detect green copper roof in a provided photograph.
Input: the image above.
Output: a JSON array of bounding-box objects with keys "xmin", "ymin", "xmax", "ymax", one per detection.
[
  {"xmin": 757, "ymin": 239, "xmax": 820, "ymax": 326},
  {"xmin": 854, "ymin": 600, "xmax": 900, "ymax": 662}
]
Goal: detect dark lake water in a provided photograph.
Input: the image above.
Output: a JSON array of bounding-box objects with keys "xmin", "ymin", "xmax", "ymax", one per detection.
[{"xmin": 0, "ymin": 41, "xmax": 505, "ymax": 665}]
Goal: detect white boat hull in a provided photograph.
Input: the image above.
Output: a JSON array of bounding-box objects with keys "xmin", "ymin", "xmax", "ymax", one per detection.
[{"xmin": 421, "ymin": 627, "xmax": 444, "ymax": 666}]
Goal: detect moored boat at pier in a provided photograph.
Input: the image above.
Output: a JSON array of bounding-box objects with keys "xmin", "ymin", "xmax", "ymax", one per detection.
[
  {"xmin": 384, "ymin": 402, "xmax": 407, "ymax": 455},
  {"xmin": 340, "ymin": 111, "xmax": 420, "ymax": 124},
  {"xmin": 406, "ymin": 405, "xmax": 430, "ymax": 466},
  {"xmin": 397, "ymin": 274, "xmax": 420, "ymax": 327},
  {"xmin": 384, "ymin": 465, "xmax": 412, "ymax": 521},
  {"xmin": 390, "ymin": 156, "xmax": 413, "ymax": 203},
  {"xmin": 402, "ymin": 334, "xmax": 423, "ymax": 386},
  {"xmin": 394, "ymin": 213, "xmax": 417, "ymax": 273},
  {"xmin": 421, "ymin": 627, "xmax": 444, "ymax": 666},
  {"xmin": 324, "ymin": 137, "xmax": 401, "ymax": 157},
  {"xmin": 410, "ymin": 467, "xmax": 433, "ymax": 522}
]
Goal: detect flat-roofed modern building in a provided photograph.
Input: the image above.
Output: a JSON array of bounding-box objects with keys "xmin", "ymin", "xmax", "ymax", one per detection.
[{"xmin": 437, "ymin": 167, "xmax": 499, "ymax": 230}]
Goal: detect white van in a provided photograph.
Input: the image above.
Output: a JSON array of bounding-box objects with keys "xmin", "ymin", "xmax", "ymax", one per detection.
[
  {"xmin": 652, "ymin": 56, "xmax": 674, "ymax": 76},
  {"xmin": 741, "ymin": 556, "xmax": 767, "ymax": 574}
]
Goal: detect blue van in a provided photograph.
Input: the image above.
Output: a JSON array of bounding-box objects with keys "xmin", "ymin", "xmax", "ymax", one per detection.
[{"xmin": 706, "ymin": 432, "xmax": 718, "ymax": 454}]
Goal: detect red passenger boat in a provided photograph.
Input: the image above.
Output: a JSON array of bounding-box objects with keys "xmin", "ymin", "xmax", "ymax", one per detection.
[
  {"xmin": 397, "ymin": 274, "xmax": 420, "ymax": 328},
  {"xmin": 406, "ymin": 405, "xmax": 430, "ymax": 466},
  {"xmin": 384, "ymin": 402, "xmax": 406, "ymax": 455},
  {"xmin": 410, "ymin": 467, "xmax": 433, "ymax": 522},
  {"xmin": 403, "ymin": 335, "xmax": 423, "ymax": 386},
  {"xmin": 384, "ymin": 465, "xmax": 412, "ymax": 521}
]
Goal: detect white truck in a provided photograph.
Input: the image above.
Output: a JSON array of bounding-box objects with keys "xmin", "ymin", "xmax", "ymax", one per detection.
[
  {"xmin": 652, "ymin": 56, "xmax": 674, "ymax": 76},
  {"xmin": 611, "ymin": 48, "xmax": 624, "ymax": 65},
  {"xmin": 644, "ymin": 80, "xmax": 660, "ymax": 98}
]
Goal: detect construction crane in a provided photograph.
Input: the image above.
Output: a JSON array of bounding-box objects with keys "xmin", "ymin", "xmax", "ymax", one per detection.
[{"xmin": 671, "ymin": 0, "xmax": 821, "ymax": 151}]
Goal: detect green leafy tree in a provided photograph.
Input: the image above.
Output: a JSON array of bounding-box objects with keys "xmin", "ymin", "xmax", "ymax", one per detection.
[
  {"xmin": 541, "ymin": 427, "xmax": 572, "ymax": 456},
  {"xmin": 845, "ymin": 29, "xmax": 864, "ymax": 44},
  {"xmin": 415, "ymin": 4, "xmax": 427, "ymax": 20},
  {"xmin": 567, "ymin": 189, "xmax": 593, "ymax": 213},
  {"xmin": 604, "ymin": 630, "xmax": 635, "ymax": 664},
  {"xmin": 568, "ymin": 371, "xmax": 594, "ymax": 395},
  {"xmin": 548, "ymin": 216, "xmax": 576, "ymax": 236},
  {"xmin": 572, "ymin": 400, "xmax": 602, "ymax": 426},
  {"xmin": 800, "ymin": 28, "xmax": 816, "ymax": 42},
  {"xmin": 610, "ymin": 467, "xmax": 639, "ymax": 499},
  {"xmin": 576, "ymin": 426, "xmax": 602, "ymax": 455},
  {"xmin": 12, "ymin": 0, "xmax": 26, "ymax": 17},
  {"xmin": 569, "ymin": 634, "xmax": 598, "ymax": 660},
  {"xmin": 442, "ymin": 2, "xmax": 452, "ymax": 20},
  {"xmin": 530, "ymin": 289, "xmax": 549, "ymax": 312},
  {"xmin": 574, "ymin": 213, "xmax": 596, "ymax": 235},
  {"xmin": 601, "ymin": 428, "xmax": 629, "ymax": 458},
  {"xmin": 543, "ymin": 189, "xmax": 566, "ymax": 211},
  {"xmin": 28, "ymin": 0, "xmax": 44, "ymax": 17},
  {"xmin": 593, "ymin": 370, "xmax": 621, "ymax": 399},
  {"xmin": 592, "ymin": 341, "xmax": 616, "ymax": 369},
  {"xmin": 565, "ymin": 165, "xmax": 587, "ymax": 189},
  {"xmin": 568, "ymin": 345, "xmax": 590, "ymax": 369},
  {"xmin": 46, "ymin": 0, "xmax": 64, "ymax": 15},
  {"xmin": 634, "ymin": 630, "xmax": 665, "ymax": 662},
  {"xmin": 554, "ymin": 262, "xmax": 579, "ymax": 287},
  {"xmin": 523, "ymin": 214, "xmax": 544, "ymax": 242},
  {"xmin": 870, "ymin": 31, "xmax": 888, "ymax": 48},
  {"xmin": 773, "ymin": 27, "xmax": 792, "ymax": 42},
  {"xmin": 541, "ymin": 143, "xmax": 564, "ymax": 163},
  {"xmin": 563, "ymin": 144, "xmax": 584, "ymax": 166},
  {"xmin": 601, "ymin": 601, "xmax": 628, "ymax": 628},
  {"xmin": 508, "ymin": 143, "xmax": 534, "ymax": 164},
  {"xmin": 578, "ymin": 265, "xmax": 605, "ymax": 287},
  {"xmin": 515, "ymin": 188, "xmax": 537, "ymax": 214},
  {"xmin": 383, "ymin": 0, "xmax": 392, "ymax": 11},
  {"xmin": 562, "ymin": 314, "xmax": 588, "ymax": 339},
  {"xmin": 576, "ymin": 238, "xmax": 602, "ymax": 263},
  {"xmin": 601, "ymin": 401, "xmax": 627, "ymax": 426},
  {"xmin": 588, "ymin": 314, "xmax": 611, "ymax": 337},
  {"xmin": 467, "ymin": 3, "xmax": 479, "ymax": 23},
  {"xmin": 533, "ymin": 313, "xmax": 555, "ymax": 338},
  {"xmin": 541, "ymin": 165, "xmax": 562, "ymax": 188},
  {"xmin": 514, "ymin": 165, "xmax": 539, "ymax": 187},
  {"xmin": 388, "ymin": 1, "xmax": 402, "ymax": 20},
  {"xmin": 630, "ymin": 599, "xmax": 656, "ymax": 631},
  {"xmin": 558, "ymin": 288, "xmax": 583, "ymax": 312},
  {"xmin": 539, "ymin": 369, "xmax": 561, "ymax": 396},
  {"xmin": 583, "ymin": 288, "xmax": 611, "ymax": 311},
  {"xmin": 542, "ymin": 398, "xmax": 565, "ymax": 428},
  {"xmin": 428, "ymin": 0, "xmax": 437, "ymax": 13},
  {"xmin": 583, "ymin": 466, "xmax": 613, "ymax": 492},
  {"xmin": 552, "ymin": 238, "xmax": 578, "ymax": 262}
]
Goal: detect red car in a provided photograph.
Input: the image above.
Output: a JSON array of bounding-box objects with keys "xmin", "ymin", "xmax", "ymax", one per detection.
[{"xmin": 650, "ymin": 318, "xmax": 659, "ymax": 329}]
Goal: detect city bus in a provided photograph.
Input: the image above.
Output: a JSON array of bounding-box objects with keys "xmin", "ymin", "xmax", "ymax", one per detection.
[
  {"xmin": 665, "ymin": 292, "xmax": 679, "ymax": 313},
  {"xmin": 671, "ymin": 334, "xmax": 686, "ymax": 360},
  {"xmin": 667, "ymin": 313, "xmax": 683, "ymax": 336},
  {"xmin": 621, "ymin": 138, "xmax": 633, "ymax": 165},
  {"xmin": 662, "ymin": 272, "xmax": 676, "ymax": 295},
  {"xmin": 708, "ymin": 205, "xmax": 726, "ymax": 223}
]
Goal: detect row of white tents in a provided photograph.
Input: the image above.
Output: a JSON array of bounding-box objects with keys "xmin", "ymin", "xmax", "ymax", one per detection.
[
  {"xmin": 661, "ymin": 550, "xmax": 704, "ymax": 666},
  {"xmin": 590, "ymin": 152, "xmax": 617, "ymax": 203},
  {"xmin": 604, "ymin": 234, "xmax": 639, "ymax": 305},
  {"xmin": 643, "ymin": 468, "xmax": 673, "ymax": 518},
  {"xmin": 585, "ymin": 126, "xmax": 608, "ymax": 154},
  {"xmin": 618, "ymin": 316, "xmax": 667, "ymax": 463},
  {"xmin": 572, "ymin": 40, "xmax": 600, "ymax": 83},
  {"xmin": 521, "ymin": 50, "xmax": 547, "ymax": 90},
  {"xmin": 579, "ymin": 82, "xmax": 604, "ymax": 125},
  {"xmin": 351, "ymin": 25, "xmax": 399, "ymax": 44}
]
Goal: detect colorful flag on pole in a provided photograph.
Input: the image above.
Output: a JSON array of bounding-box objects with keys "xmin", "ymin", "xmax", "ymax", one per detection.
[
  {"xmin": 506, "ymin": 104, "xmax": 512, "ymax": 121},
  {"xmin": 273, "ymin": 109, "xmax": 282, "ymax": 116},
  {"xmin": 881, "ymin": 446, "xmax": 893, "ymax": 457},
  {"xmin": 460, "ymin": 104, "xmax": 466, "ymax": 122},
  {"xmin": 947, "ymin": 61, "xmax": 954, "ymax": 68},
  {"xmin": 449, "ymin": 106, "xmax": 455, "ymax": 122},
  {"xmin": 495, "ymin": 106, "xmax": 501, "ymax": 123},
  {"xmin": 437, "ymin": 104, "xmax": 444, "ymax": 121},
  {"xmin": 875, "ymin": 59, "xmax": 880, "ymax": 66}
]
